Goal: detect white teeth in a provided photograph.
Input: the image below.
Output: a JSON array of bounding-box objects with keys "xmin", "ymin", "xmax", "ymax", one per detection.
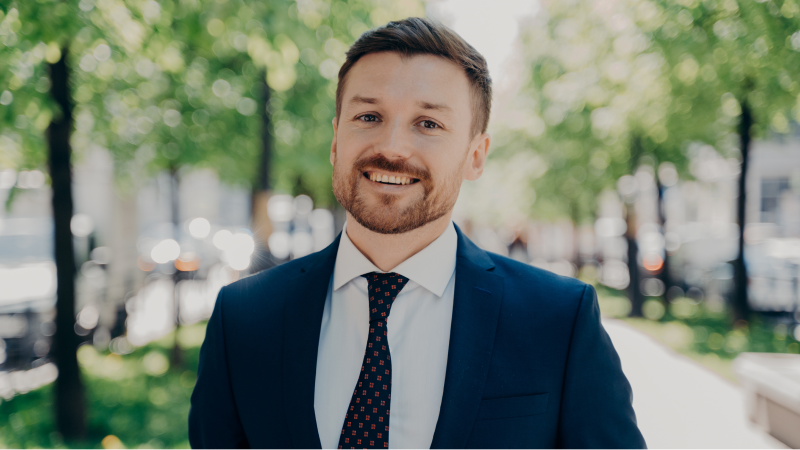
[{"xmin": 369, "ymin": 172, "xmax": 414, "ymax": 185}]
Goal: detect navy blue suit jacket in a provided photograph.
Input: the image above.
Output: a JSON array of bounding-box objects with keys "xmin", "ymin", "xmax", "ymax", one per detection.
[{"xmin": 189, "ymin": 226, "xmax": 646, "ymax": 448}]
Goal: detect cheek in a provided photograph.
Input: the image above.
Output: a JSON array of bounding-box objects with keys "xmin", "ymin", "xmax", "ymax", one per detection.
[
  {"xmin": 337, "ymin": 131, "xmax": 373, "ymax": 159},
  {"xmin": 412, "ymin": 131, "xmax": 469, "ymax": 159},
  {"xmin": 411, "ymin": 133, "xmax": 449, "ymax": 151},
  {"xmin": 426, "ymin": 158, "xmax": 462, "ymax": 187},
  {"xmin": 334, "ymin": 135, "xmax": 357, "ymax": 163}
]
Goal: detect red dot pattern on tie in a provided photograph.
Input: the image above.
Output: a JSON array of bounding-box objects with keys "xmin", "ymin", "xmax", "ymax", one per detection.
[{"xmin": 338, "ymin": 272, "xmax": 408, "ymax": 449}]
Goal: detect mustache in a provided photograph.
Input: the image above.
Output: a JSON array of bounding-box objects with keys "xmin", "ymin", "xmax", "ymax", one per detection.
[{"xmin": 353, "ymin": 154, "xmax": 431, "ymax": 181}]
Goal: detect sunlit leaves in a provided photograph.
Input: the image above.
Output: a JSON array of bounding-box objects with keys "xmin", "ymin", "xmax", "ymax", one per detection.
[
  {"xmin": 246, "ymin": 33, "xmax": 300, "ymax": 92},
  {"xmin": 90, "ymin": 0, "xmax": 147, "ymax": 53},
  {"xmin": 498, "ymin": 0, "xmax": 800, "ymax": 224},
  {"xmin": 156, "ymin": 44, "xmax": 183, "ymax": 73},
  {"xmin": 501, "ymin": 0, "xmax": 676, "ymax": 222},
  {"xmin": 654, "ymin": 0, "xmax": 800, "ymax": 142},
  {"xmin": 206, "ymin": 18, "xmax": 224, "ymax": 37},
  {"xmin": 674, "ymin": 54, "xmax": 699, "ymax": 84},
  {"xmin": 0, "ymin": 0, "xmax": 426, "ymax": 206}
]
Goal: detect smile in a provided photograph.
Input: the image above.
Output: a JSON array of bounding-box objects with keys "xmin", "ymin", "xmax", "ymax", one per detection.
[{"xmin": 363, "ymin": 171, "xmax": 419, "ymax": 186}]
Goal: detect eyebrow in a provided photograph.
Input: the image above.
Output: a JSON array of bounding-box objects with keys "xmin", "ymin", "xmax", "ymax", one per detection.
[
  {"xmin": 347, "ymin": 96, "xmax": 452, "ymax": 113},
  {"xmin": 349, "ymin": 95, "xmax": 379, "ymax": 105},
  {"xmin": 417, "ymin": 101, "xmax": 452, "ymax": 112}
]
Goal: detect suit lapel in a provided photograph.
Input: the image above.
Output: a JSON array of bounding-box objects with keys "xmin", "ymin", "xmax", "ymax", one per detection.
[
  {"xmin": 282, "ymin": 234, "xmax": 340, "ymax": 449},
  {"xmin": 430, "ymin": 226, "xmax": 505, "ymax": 449},
  {"xmin": 280, "ymin": 227, "xmax": 504, "ymax": 449}
]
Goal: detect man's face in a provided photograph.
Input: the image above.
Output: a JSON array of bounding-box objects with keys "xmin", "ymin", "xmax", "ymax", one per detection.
[{"xmin": 331, "ymin": 52, "xmax": 489, "ymax": 234}]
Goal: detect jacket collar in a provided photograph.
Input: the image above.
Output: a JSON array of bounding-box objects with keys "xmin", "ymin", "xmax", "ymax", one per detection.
[
  {"xmin": 429, "ymin": 224, "xmax": 504, "ymax": 449},
  {"xmin": 282, "ymin": 225, "xmax": 504, "ymax": 449},
  {"xmin": 333, "ymin": 221, "xmax": 458, "ymax": 297},
  {"xmin": 282, "ymin": 234, "xmax": 340, "ymax": 449}
]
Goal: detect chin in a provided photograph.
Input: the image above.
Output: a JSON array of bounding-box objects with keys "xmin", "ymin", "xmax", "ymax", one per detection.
[
  {"xmin": 351, "ymin": 197, "xmax": 452, "ymax": 235},
  {"xmin": 352, "ymin": 202, "xmax": 416, "ymax": 234},
  {"xmin": 333, "ymin": 168, "xmax": 454, "ymax": 235},
  {"xmin": 354, "ymin": 217, "xmax": 423, "ymax": 235}
]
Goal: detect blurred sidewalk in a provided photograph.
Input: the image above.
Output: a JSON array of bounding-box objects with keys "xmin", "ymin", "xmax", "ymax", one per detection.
[{"xmin": 603, "ymin": 318, "xmax": 786, "ymax": 449}]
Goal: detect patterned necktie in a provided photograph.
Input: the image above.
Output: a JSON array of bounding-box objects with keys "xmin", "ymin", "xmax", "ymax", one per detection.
[{"xmin": 338, "ymin": 272, "xmax": 409, "ymax": 449}]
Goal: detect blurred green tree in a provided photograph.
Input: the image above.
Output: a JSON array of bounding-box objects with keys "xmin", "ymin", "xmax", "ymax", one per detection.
[
  {"xmin": 2, "ymin": 0, "xmax": 117, "ymax": 440},
  {"xmin": 648, "ymin": 0, "xmax": 800, "ymax": 322},
  {"xmin": 85, "ymin": 0, "xmax": 423, "ymax": 362},
  {"xmin": 0, "ymin": 0, "xmax": 140, "ymax": 439},
  {"xmin": 0, "ymin": 0, "xmax": 424, "ymax": 442},
  {"xmin": 507, "ymin": 0, "xmax": 800, "ymax": 321},
  {"xmin": 506, "ymin": 0, "xmax": 683, "ymax": 316}
]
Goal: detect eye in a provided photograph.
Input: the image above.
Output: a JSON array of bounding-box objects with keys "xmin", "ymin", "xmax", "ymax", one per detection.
[
  {"xmin": 357, "ymin": 114, "xmax": 380, "ymax": 123},
  {"xmin": 420, "ymin": 120, "xmax": 440, "ymax": 129}
]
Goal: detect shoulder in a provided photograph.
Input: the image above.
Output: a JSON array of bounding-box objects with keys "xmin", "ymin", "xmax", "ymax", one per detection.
[
  {"xmin": 488, "ymin": 252, "xmax": 588, "ymax": 296},
  {"xmin": 216, "ymin": 251, "xmax": 322, "ymax": 318},
  {"xmin": 482, "ymin": 252, "xmax": 591, "ymax": 317},
  {"xmin": 223, "ymin": 257, "xmax": 305, "ymax": 297}
]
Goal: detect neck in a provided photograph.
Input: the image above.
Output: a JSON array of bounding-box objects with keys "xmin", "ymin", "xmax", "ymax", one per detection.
[{"xmin": 345, "ymin": 212, "xmax": 453, "ymax": 272}]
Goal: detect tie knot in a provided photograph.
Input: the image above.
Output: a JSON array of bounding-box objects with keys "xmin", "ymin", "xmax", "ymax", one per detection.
[{"xmin": 362, "ymin": 272, "xmax": 408, "ymax": 322}]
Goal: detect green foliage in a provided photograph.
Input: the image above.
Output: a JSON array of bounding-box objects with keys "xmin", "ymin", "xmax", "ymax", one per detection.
[
  {"xmin": 0, "ymin": 0, "xmax": 425, "ymax": 204},
  {"xmin": 0, "ymin": 4, "xmax": 64, "ymax": 173},
  {"xmin": 1, "ymin": 1, "xmax": 428, "ymax": 445},
  {"xmin": 597, "ymin": 284, "xmax": 800, "ymax": 381},
  {"xmin": 651, "ymin": 0, "xmax": 800, "ymax": 151},
  {"xmin": 0, "ymin": 325, "xmax": 207, "ymax": 449},
  {"xmin": 498, "ymin": 0, "xmax": 800, "ymax": 223},
  {"xmin": 498, "ymin": 0, "xmax": 681, "ymax": 223}
]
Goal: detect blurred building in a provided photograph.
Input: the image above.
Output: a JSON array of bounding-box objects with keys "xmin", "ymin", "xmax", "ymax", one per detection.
[
  {"xmin": 456, "ymin": 133, "xmax": 800, "ymax": 316},
  {"xmin": 0, "ymin": 146, "xmax": 254, "ymax": 373},
  {"xmin": 744, "ymin": 135, "xmax": 800, "ymax": 312}
]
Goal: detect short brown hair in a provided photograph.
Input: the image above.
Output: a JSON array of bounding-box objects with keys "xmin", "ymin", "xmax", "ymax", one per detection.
[{"xmin": 336, "ymin": 17, "xmax": 492, "ymax": 137}]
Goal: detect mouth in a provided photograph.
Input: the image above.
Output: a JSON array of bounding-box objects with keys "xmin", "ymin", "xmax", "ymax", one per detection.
[{"xmin": 363, "ymin": 171, "xmax": 420, "ymax": 186}]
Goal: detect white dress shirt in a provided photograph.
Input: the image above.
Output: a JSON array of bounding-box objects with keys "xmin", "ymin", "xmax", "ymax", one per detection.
[{"xmin": 314, "ymin": 221, "xmax": 457, "ymax": 449}]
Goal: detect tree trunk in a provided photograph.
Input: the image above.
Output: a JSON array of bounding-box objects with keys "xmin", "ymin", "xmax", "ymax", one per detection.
[
  {"xmin": 568, "ymin": 204, "xmax": 583, "ymax": 274},
  {"xmin": 626, "ymin": 206, "xmax": 644, "ymax": 317},
  {"xmin": 627, "ymin": 136, "xmax": 644, "ymax": 317},
  {"xmin": 250, "ymin": 69, "xmax": 274, "ymax": 274},
  {"xmin": 656, "ymin": 177, "xmax": 673, "ymax": 308},
  {"xmin": 257, "ymin": 69, "xmax": 272, "ymax": 196},
  {"xmin": 169, "ymin": 166, "xmax": 183, "ymax": 368},
  {"xmin": 732, "ymin": 99, "xmax": 752, "ymax": 324},
  {"xmin": 48, "ymin": 46, "xmax": 86, "ymax": 441}
]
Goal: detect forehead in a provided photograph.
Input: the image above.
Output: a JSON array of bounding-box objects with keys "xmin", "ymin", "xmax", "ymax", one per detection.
[{"xmin": 341, "ymin": 52, "xmax": 471, "ymax": 113}]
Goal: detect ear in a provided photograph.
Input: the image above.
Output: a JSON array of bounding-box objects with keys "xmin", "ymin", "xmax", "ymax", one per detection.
[
  {"xmin": 330, "ymin": 117, "xmax": 338, "ymax": 166},
  {"xmin": 464, "ymin": 132, "xmax": 490, "ymax": 181}
]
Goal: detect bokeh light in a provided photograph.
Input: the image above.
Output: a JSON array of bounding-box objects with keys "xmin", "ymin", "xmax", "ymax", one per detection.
[
  {"xmin": 213, "ymin": 229, "xmax": 232, "ymax": 250},
  {"xmin": 70, "ymin": 214, "xmax": 95, "ymax": 238},
  {"xmin": 188, "ymin": 217, "xmax": 211, "ymax": 239},
  {"xmin": 150, "ymin": 239, "xmax": 180, "ymax": 264}
]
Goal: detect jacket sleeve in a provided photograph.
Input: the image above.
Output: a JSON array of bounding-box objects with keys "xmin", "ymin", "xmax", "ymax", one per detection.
[
  {"xmin": 556, "ymin": 284, "xmax": 647, "ymax": 449},
  {"xmin": 189, "ymin": 287, "xmax": 249, "ymax": 448}
]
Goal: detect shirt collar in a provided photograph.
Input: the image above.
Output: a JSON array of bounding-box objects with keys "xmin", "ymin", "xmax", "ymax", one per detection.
[{"xmin": 332, "ymin": 221, "xmax": 458, "ymax": 297}]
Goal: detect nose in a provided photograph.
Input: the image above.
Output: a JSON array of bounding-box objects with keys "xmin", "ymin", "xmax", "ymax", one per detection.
[{"xmin": 374, "ymin": 117, "xmax": 413, "ymax": 160}]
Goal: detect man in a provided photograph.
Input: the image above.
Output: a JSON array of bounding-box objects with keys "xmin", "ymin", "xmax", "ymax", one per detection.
[{"xmin": 190, "ymin": 17, "xmax": 646, "ymax": 449}]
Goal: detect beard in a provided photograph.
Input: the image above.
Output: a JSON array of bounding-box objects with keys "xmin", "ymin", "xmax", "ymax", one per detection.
[{"xmin": 332, "ymin": 152, "xmax": 464, "ymax": 234}]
